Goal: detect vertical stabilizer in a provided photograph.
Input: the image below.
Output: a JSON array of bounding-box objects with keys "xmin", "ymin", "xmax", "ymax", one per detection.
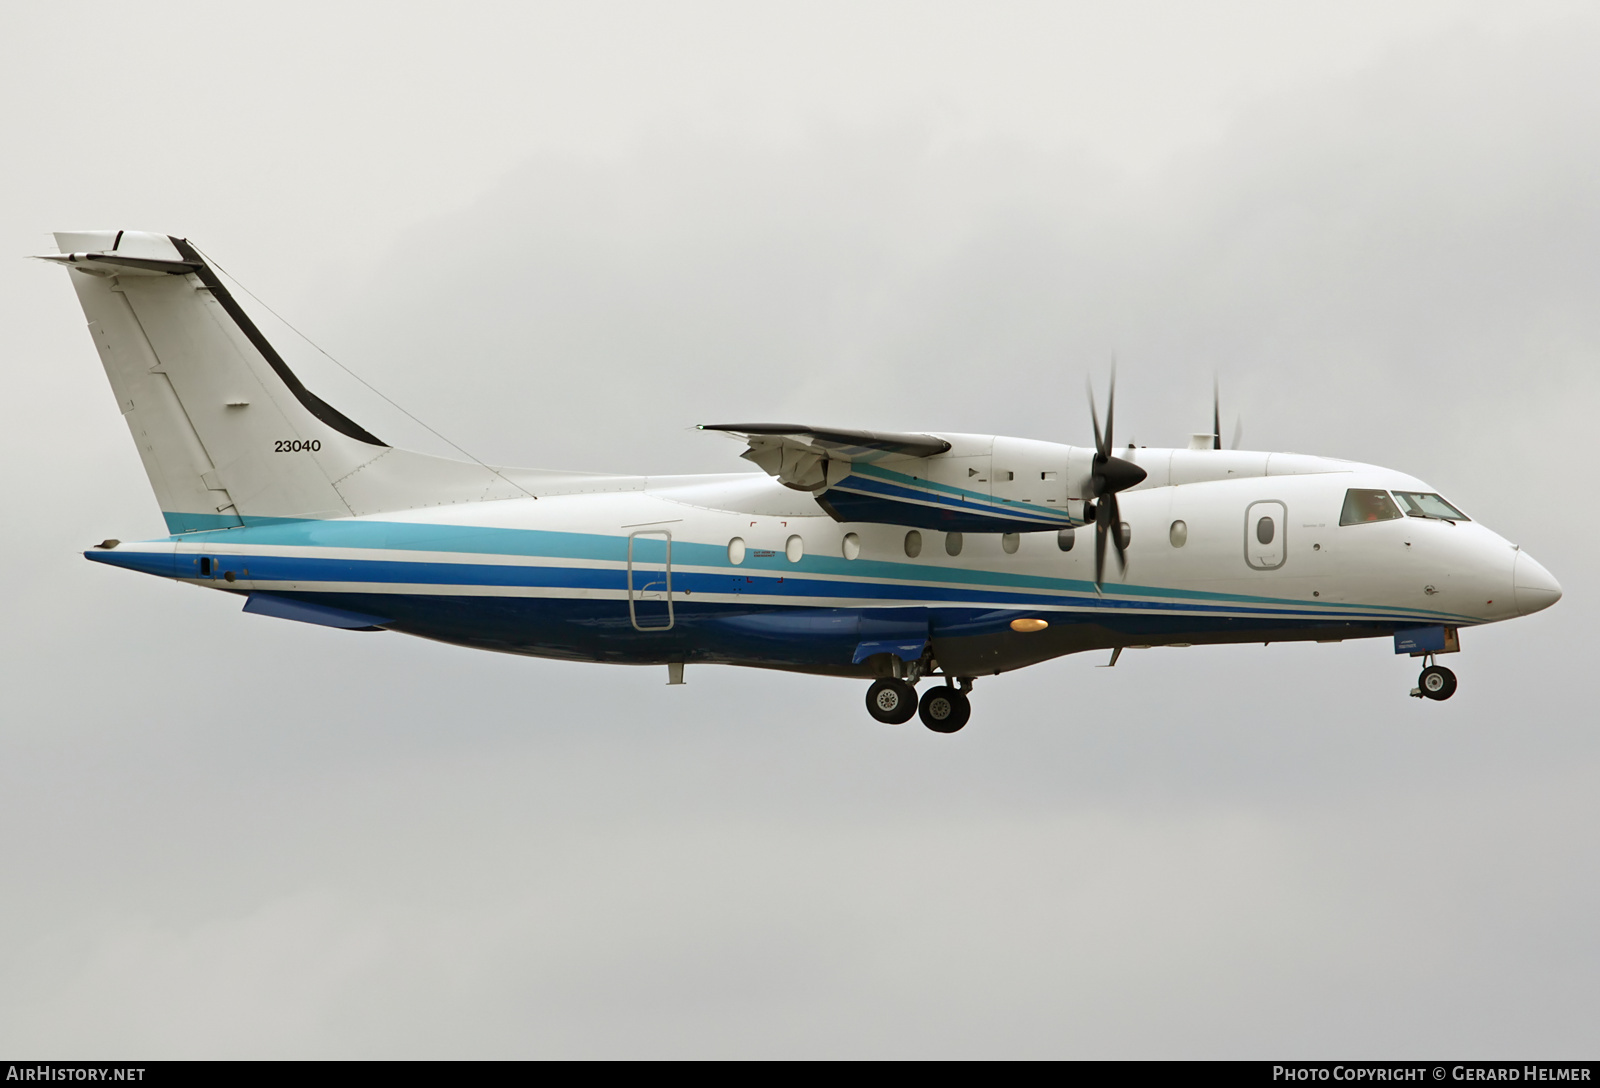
[
  {"xmin": 47, "ymin": 231, "xmax": 550, "ymax": 528},
  {"xmin": 47, "ymin": 231, "xmax": 389, "ymax": 532}
]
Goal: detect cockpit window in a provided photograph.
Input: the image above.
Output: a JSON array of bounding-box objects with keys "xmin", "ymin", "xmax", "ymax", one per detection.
[
  {"xmin": 1340, "ymin": 488, "xmax": 1403, "ymax": 526},
  {"xmin": 1392, "ymin": 491, "xmax": 1469, "ymax": 522}
]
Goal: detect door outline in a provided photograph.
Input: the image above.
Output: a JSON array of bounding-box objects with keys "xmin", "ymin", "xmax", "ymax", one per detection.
[
  {"xmin": 1244, "ymin": 501, "xmax": 1288, "ymax": 570},
  {"xmin": 627, "ymin": 530, "xmax": 674, "ymax": 631}
]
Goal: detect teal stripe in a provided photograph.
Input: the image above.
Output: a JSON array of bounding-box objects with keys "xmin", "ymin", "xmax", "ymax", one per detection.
[
  {"xmin": 164, "ymin": 511, "xmax": 249, "ymax": 533},
  {"xmin": 157, "ymin": 512, "xmax": 1478, "ymax": 624}
]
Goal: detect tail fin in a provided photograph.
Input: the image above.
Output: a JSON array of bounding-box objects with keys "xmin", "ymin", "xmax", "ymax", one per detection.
[{"xmin": 44, "ymin": 231, "xmax": 519, "ymax": 532}]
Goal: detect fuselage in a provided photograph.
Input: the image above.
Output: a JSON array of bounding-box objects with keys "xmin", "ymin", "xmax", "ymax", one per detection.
[
  {"xmin": 44, "ymin": 230, "xmax": 1560, "ymax": 707},
  {"xmin": 85, "ymin": 445, "xmax": 1561, "ymax": 679}
]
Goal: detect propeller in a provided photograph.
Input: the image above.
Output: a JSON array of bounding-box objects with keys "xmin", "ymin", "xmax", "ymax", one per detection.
[
  {"xmin": 1213, "ymin": 378, "xmax": 1222, "ymax": 450},
  {"xmin": 1213, "ymin": 378, "xmax": 1244, "ymax": 450},
  {"xmin": 1085, "ymin": 367, "xmax": 1147, "ymax": 588}
]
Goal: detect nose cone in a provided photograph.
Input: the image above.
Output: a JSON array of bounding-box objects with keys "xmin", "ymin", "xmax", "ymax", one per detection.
[{"xmin": 1514, "ymin": 550, "xmax": 1563, "ymax": 616}]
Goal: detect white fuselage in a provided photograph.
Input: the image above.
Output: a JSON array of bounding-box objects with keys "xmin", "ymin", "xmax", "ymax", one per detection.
[
  {"xmin": 45, "ymin": 230, "xmax": 1559, "ymax": 689},
  {"xmin": 89, "ymin": 446, "xmax": 1560, "ymax": 679}
]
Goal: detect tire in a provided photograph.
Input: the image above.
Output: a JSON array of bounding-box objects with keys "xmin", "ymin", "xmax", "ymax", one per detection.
[
  {"xmin": 866, "ymin": 678, "xmax": 917, "ymax": 724},
  {"xmin": 918, "ymin": 685, "xmax": 971, "ymax": 733},
  {"xmin": 1419, "ymin": 665, "xmax": 1458, "ymax": 701}
]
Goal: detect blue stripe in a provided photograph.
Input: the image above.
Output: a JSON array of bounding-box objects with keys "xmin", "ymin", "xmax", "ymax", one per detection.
[
  {"xmin": 133, "ymin": 550, "xmax": 1471, "ymax": 625},
  {"xmin": 823, "ymin": 488, "xmax": 1069, "ymax": 533},
  {"xmin": 838, "ymin": 471, "xmax": 1072, "ymax": 525},
  {"xmin": 230, "ymin": 591, "xmax": 1438, "ymax": 672},
  {"xmin": 144, "ymin": 512, "xmax": 1479, "ymax": 624}
]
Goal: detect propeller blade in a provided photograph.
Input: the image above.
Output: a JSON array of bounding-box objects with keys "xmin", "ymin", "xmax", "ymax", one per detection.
[
  {"xmin": 1094, "ymin": 503, "xmax": 1108, "ymax": 588},
  {"xmin": 1105, "ymin": 364, "xmax": 1117, "ymax": 455},
  {"xmin": 1231, "ymin": 418, "xmax": 1244, "ymax": 451},
  {"xmin": 1108, "ymin": 493, "xmax": 1129, "ymax": 572},
  {"xmin": 1087, "ymin": 377, "xmax": 1106, "ymax": 461},
  {"xmin": 1213, "ymin": 378, "xmax": 1222, "ymax": 450}
]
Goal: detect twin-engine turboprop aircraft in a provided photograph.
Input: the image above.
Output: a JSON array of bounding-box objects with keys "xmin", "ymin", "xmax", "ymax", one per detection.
[{"xmin": 42, "ymin": 231, "xmax": 1562, "ymax": 732}]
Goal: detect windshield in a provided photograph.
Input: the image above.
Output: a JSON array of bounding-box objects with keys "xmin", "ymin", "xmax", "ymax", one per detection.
[
  {"xmin": 1392, "ymin": 491, "xmax": 1470, "ymax": 522},
  {"xmin": 1340, "ymin": 488, "xmax": 1403, "ymax": 526}
]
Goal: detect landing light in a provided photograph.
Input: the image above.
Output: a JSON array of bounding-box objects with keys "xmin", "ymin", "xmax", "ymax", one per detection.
[{"xmin": 1010, "ymin": 618, "xmax": 1049, "ymax": 633}]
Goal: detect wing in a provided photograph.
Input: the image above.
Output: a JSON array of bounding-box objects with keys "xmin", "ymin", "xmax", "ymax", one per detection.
[
  {"xmin": 700, "ymin": 423, "xmax": 1084, "ymax": 532},
  {"xmin": 698, "ymin": 424, "xmax": 951, "ymax": 491}
]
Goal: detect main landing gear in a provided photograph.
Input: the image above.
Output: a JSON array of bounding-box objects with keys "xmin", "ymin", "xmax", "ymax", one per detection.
[
  {"xmin": 918, "ymin": 683, "xmax": 972, "ymax": 733},
  {"xmin": 1409, "ymin": 655, "xmax": 1458, "ymax": 701},
  {"xmin": 865, "ymin": 674, "xmax": 975, "ymax": 732},
  {"xmin": 866, "ymin": 678, "xmax": 918, "ymax": 724}
]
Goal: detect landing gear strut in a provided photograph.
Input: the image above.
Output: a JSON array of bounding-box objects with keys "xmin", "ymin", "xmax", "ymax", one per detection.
[{"xmin": 1410, "ymin": 655, "xmax": 1458, "ymax": 701}]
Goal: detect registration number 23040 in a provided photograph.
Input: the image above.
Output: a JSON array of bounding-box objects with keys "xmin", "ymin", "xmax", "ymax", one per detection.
[{"xmin": 273, "ymin": 439, "xmax": 322, "ymax": 452}]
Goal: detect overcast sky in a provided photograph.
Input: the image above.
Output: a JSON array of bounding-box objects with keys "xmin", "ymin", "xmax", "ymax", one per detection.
[{"xmin": 2, "ymin": 2, "xmax": 1596, "ymax": 1058}]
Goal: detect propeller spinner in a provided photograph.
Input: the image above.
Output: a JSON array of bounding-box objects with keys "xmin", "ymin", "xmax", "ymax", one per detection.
[{"xmin": 1085, "ymin": 369, "xmax": 1147, "ymax": 588}]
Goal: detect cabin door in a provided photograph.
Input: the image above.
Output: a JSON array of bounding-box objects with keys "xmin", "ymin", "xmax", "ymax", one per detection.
[
  {"xmin": 627, "ymin": 530, "xmax": 675, "ymax": 631},
  {"xmin": 1244, "ymin": 501, "xmax": 1287, "ymax": 570}
]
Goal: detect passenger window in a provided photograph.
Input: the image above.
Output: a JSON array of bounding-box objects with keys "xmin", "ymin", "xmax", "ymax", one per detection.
[
  {"xmin": 1057, "ymin": 528, "xmax": 1075, "ymax": 552},
  {"xmin": 1001, "ymin": 532, "xmax": 1020, "ymax": 555},
  {"xmin": 1339, "ymin": 489, "xmax": 1402, "ymax": 526},
  {"xmin": 945, "ymin": 532, "xmax": 963, "ymax": 556},
  {"xmin": 1256, "ymin": 516, "xmax": 1275, "ymax": 545},
  {"xmin": 904, "ymin": 530, "xmax": 922, "ymax": 558}
]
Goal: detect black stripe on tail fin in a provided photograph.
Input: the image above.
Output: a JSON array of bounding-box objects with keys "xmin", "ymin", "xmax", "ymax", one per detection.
[{"xmin": 167, "ymin": 236, "xmax": 386, "ymax": 447}]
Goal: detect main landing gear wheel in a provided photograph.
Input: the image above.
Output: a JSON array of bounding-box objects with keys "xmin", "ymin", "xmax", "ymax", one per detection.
[
  {"xmin": 918, "ymin": 685, "xmax": 971, "ymax": 733},
  {"xmin": 1418, "ymin": 664, "xmax": 1458, "ymax": 701},
  {"xmin": 866, "ymin": 678, "xmax": 918, "ymax": 724}
]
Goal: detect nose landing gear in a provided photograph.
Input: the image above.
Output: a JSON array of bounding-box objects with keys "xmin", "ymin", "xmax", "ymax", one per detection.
[{"xmin": 1409, "ymin": 655, "xmax": 1458, "ymax": 701}]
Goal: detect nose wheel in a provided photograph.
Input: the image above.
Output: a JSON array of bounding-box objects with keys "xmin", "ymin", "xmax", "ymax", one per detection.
[{"xmin": 1410, "ymin": 660, "xmax": 1458, "ymax": 701}]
